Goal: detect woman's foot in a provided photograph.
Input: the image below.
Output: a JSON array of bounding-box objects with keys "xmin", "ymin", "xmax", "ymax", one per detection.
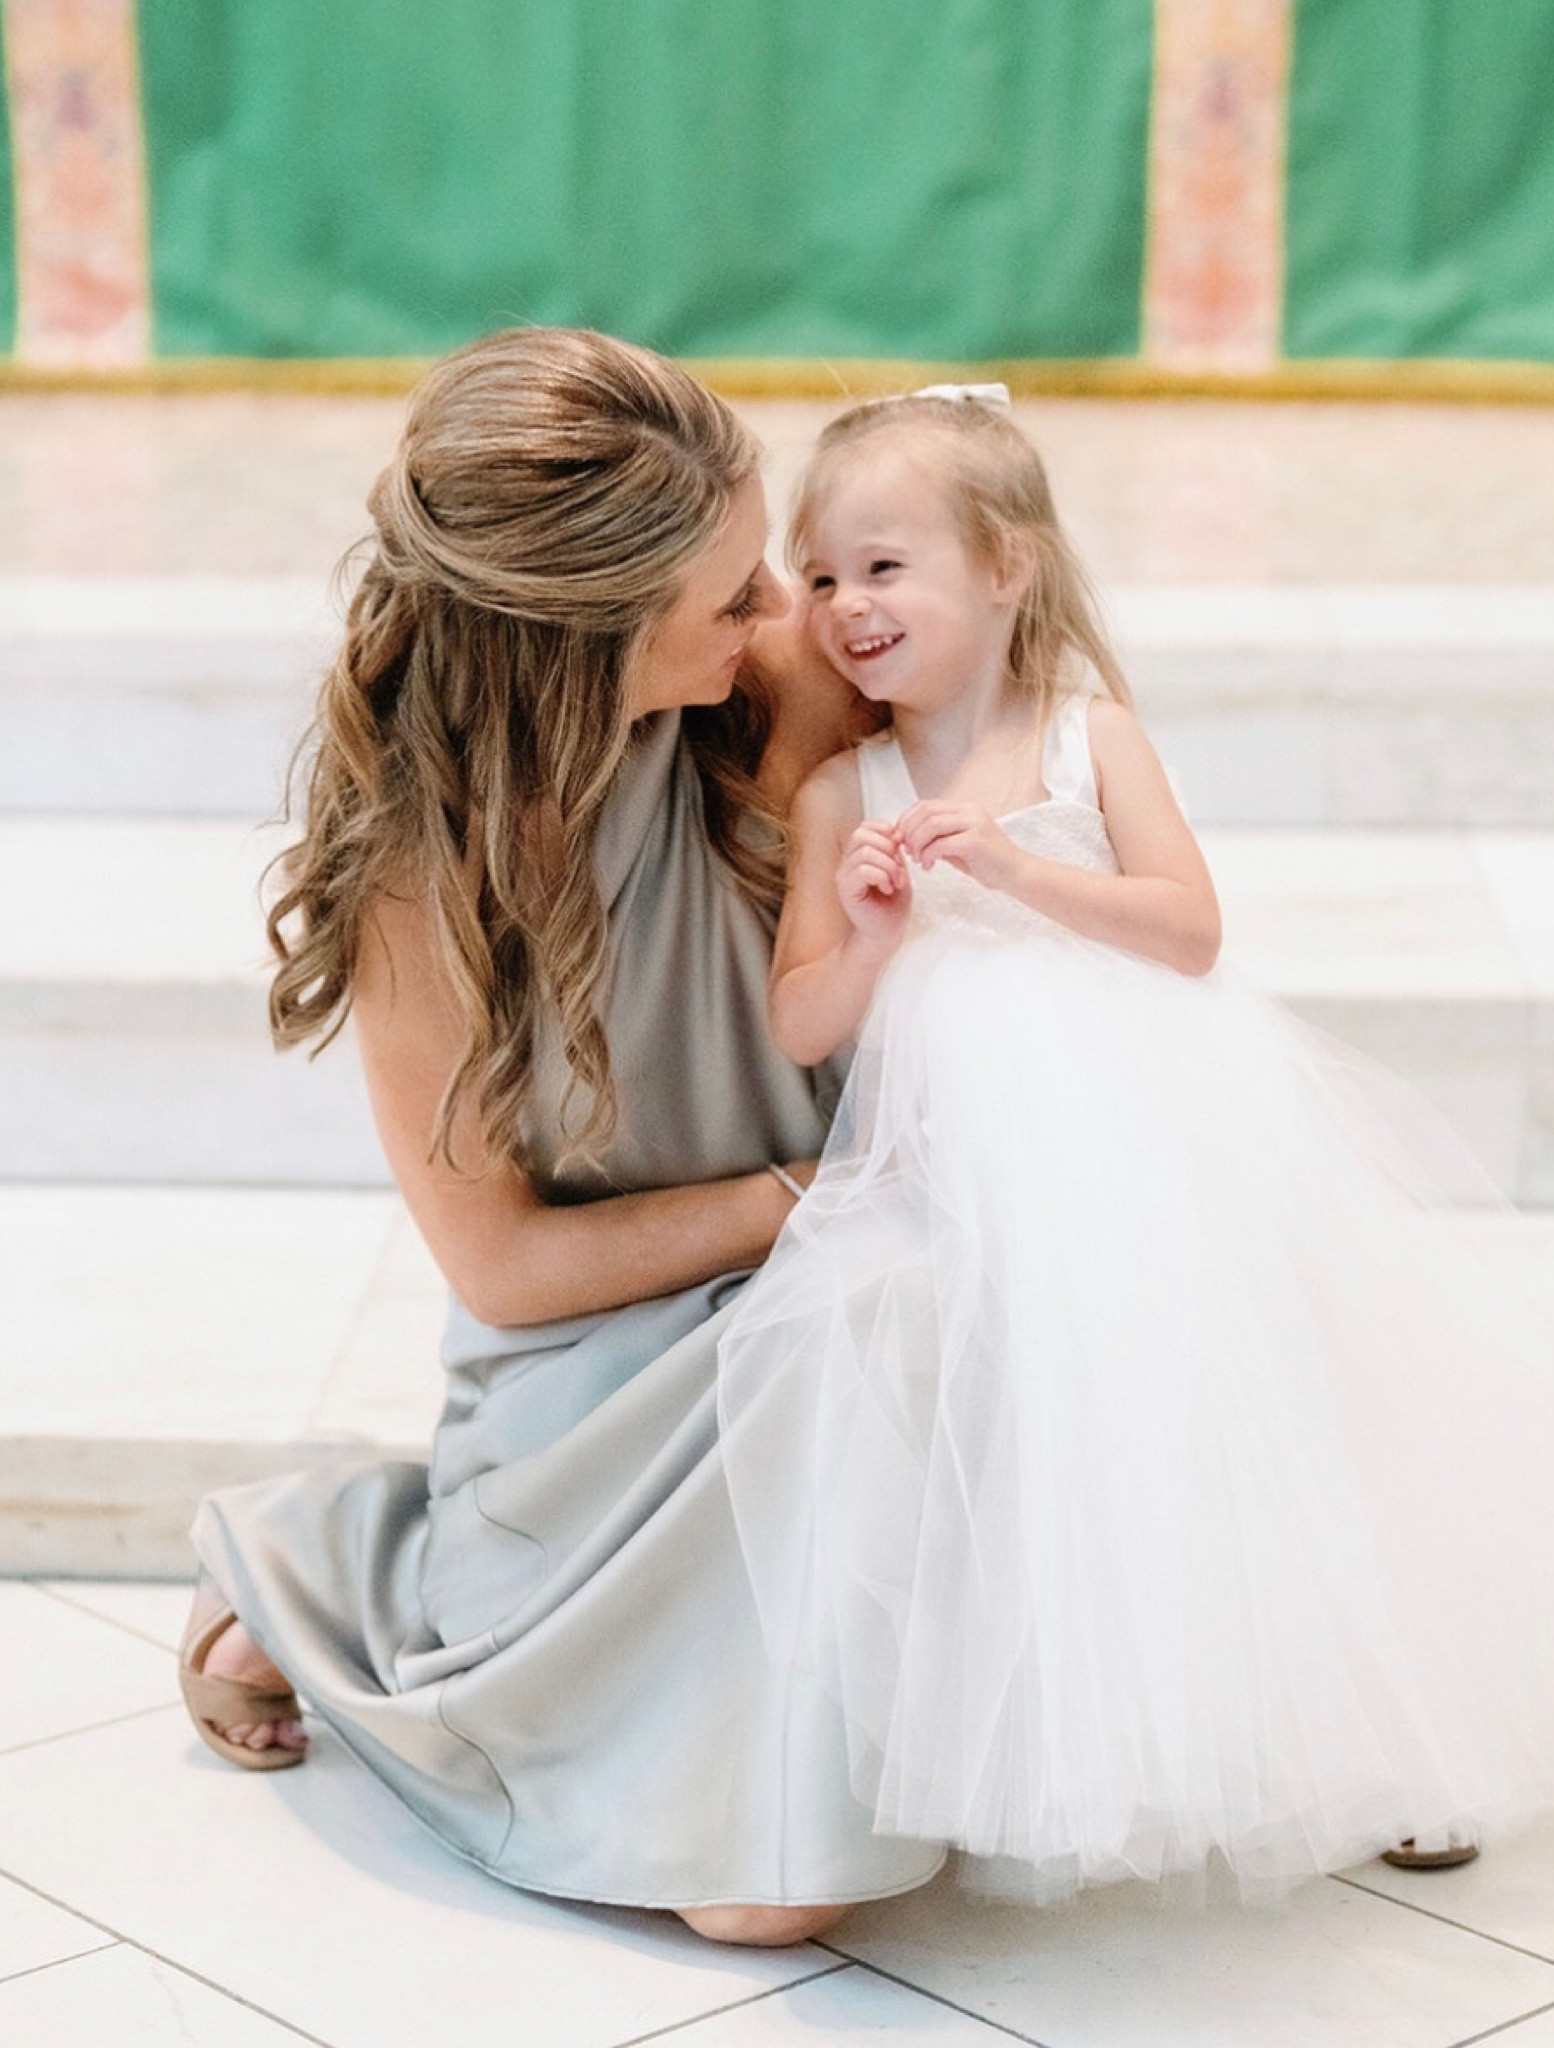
[
  {"xmin": 677, "ymin": 1904, "xmax": 850, "ymax": 1947},
  {"xmin": 179, "ymin": 1582, "xmax": 307, "ymax": 1766},
  {"xmin": 200, "ymin": 1615, "xmax": 308, "ymax": 1757}
]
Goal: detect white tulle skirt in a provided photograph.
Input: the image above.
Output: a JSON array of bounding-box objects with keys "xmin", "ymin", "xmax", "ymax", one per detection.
[{"xmin": 717, "ymin": 921, "xmax": 1554, "ymax": 1902}]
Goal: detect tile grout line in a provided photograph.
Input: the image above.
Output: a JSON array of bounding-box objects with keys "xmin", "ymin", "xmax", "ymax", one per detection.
[
  {"xmin": 0, "ymin": 1863, "xmax": 337, "ymax": 2044},
  {"xmin": 815, "ymin": 1941, "xmax": 1054, "ymax": 2045},
  {"xmin": 0, "ymin": 1697, "xmax": 180, "ymax": 1760},
  {"xmin": 1333, "ymin": 1874, "xmax": 1554, "ymax": 1970},
  {"xmin": 1449, "ymin": 1995, "xmax": 1554, "ymax": 2048},
  {"xmin": 30, "ymin": 1577, "xmax": 187, "ymax": 1653},
  {"xmin": 599, "ymin": 1957, "xmax": 857, "ymax": 2048},
  {"xmin": 0, "ymin": 1937, "xmax": 120, "ymax": 1988}
]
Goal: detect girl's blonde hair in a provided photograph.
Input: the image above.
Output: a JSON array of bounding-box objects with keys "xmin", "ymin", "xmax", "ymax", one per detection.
[
  {"xmin": 789, "ymin": 395, "xmax": 1130, "ymax": 722},
  {"xmin": 268, "ymin": 326, "xmax": 773, "ymax": 1174}
]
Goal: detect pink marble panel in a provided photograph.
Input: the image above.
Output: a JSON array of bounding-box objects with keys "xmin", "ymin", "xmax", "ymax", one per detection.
[
  {"xmin": 6, "ymin": 0, "xmax": 151, "ymax": 366},
  {"xmin": 1143, "ymin": 0, "xmax": 1293, "ymax": 371}
]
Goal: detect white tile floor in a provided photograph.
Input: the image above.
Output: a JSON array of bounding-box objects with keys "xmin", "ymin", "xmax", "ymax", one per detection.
[{"xmin": 4, "ymin": 1582, "xmax": 1554, "ymax": 2046}]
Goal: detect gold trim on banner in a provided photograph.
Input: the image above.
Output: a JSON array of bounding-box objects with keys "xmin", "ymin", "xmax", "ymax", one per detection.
[
  {"xmin": 705, "ymin": 358, "xmax": 1554, "ymax": 404},
  {"xmin": 0, "ymin": 356, "xmax": 433, "ymax": 393},
  {"xmin": 3, "ymin": 356, "xmax": 1554, "ymax": 405}
]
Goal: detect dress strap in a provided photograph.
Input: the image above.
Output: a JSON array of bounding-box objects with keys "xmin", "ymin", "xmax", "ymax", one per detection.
[
  {"xmin": 1041, "ymin": 693, "xmax": 1099, "ymax": 810},
  {"xmin": 855, "ymin": 730, "xmax": 919, "ymax": 820}
]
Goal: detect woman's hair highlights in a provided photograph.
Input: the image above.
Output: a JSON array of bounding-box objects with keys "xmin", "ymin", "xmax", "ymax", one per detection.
[
  {"xmin": 267, "ymin": 327, "xmax": 765, "ymax": 1175},
  {"xmin": 789, "ymin": 394, "xmax": 1131, "ymax": 721}
]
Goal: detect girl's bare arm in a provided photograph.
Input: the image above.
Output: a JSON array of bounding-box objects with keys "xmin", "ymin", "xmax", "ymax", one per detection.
[
  {"xmin": 353, "ymin": 893, "xmax": 804, "ymax": 1327},
  {"xmin": 767, "ymin": 753, "xmax": 908, "ymax": 1066}
]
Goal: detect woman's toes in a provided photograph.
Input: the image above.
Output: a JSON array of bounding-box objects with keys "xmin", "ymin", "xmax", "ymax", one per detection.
[
  {"xmin": 230, "ymin": 1717, "xmax": 308, "ymax": 1753},
  {"xmin": 194, "ymin": 1611, "xmax": 307, "ymax": 1755}
]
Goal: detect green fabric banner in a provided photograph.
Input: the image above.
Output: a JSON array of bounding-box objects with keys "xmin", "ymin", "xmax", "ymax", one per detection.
[
  {"xmin": 139, "ymin": 0, "xmax": 1152, "ymax": 361},
  {"xmin": 1285, "ymin": 0, "xmax": 1554, "ymax": 361},
  {"xmin": 8, "ymin": 3, "xmax": 1553, "ymax": 378}
]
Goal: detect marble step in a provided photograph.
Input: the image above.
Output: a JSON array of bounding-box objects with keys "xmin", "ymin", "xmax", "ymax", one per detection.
[
  {"xmin": 0, "ymin": 576, "xmax": 333, "ymax": 818},
  {"xmin": 1117, "ymin": 585, "xmax": 1554, "ymax": 828},
  {"xmin": 0, "ymin": 815, "xmax": 389, "ymax": 1185},
  {"xmin": 2, "ymin": 1182, "xmax": 1551, "ymax": 1579},
  {"xmin": 1, "ymin": 816, "xmax": 1551, "ymax": 1201},
  {"xmin": 0, "ymin": 1185, "xmax": 446, "ymax": 1576},
  {"xmin": 3, "ymin": 577, "xmax": 1554, "ymax": 825}
]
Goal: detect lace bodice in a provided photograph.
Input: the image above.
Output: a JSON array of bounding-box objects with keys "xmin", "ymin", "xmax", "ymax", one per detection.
[{"xmin": 855, "ymin": 694, "xmax": 1119, "ymax": 943}]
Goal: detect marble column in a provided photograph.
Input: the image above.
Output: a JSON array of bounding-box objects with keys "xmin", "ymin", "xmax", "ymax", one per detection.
[
  {"xmin": 1142, "ymin": 0, "xmax": 1293, "ymax": 373},
  {"xmin": 6, "ymin": 0, "xmax": 151, "ymax": 367}
]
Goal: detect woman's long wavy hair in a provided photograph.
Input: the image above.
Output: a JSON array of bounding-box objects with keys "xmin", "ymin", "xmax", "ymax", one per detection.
[
  {"xmin": 789, "ymin": 395, "xmax": 1131, "ymax": 721},
  {"xmin": 267, "ymin": 327, "xmax": 772, "ymax": 1173}
]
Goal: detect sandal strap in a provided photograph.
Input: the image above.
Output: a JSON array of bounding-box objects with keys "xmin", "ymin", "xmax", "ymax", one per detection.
[
  {"xmin": 181, "ymin": 1663, "xmax": 301, "ymax": 1727},
  {"xmin": 179, "ymin": 1601, "xmax": 301, "ymax": 1726}
]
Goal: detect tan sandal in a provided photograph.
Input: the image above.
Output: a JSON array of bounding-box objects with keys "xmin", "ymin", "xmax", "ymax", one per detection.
[
  {"xmin": 1380, "ymin": 1835, "xmax": 1479, "ymax": 1870},
  {"xmin": 178, "ymin": 1598, "xmax": 307, "ymax": 1771}
]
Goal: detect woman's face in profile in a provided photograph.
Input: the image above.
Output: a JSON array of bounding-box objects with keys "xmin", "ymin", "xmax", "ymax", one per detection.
[{"xmin": 627, "ymin": 474, "xmax": 790, "ymax": 716}]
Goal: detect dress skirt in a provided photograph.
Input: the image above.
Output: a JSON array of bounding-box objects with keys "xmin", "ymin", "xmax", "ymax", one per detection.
[
  {"xmin": 194, "ymin": 1273, "xmax": 946, "ymax": 1908},
  {"xmin": 195, "ymin": 711, "xmax": 946, "ymax": 1908}
]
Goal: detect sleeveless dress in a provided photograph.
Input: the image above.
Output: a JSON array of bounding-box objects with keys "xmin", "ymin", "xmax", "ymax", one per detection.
[
  {"xmin": 717, "ymin": 692, "xmax": 1554, "ymax": 1904},
  {"xmin": 193, "ymin": 710, "xmax": 946, "ymax": 1911}
]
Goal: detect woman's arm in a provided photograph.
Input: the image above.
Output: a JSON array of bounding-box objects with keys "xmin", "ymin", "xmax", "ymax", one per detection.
[
  {"xmin": 766, "ymin": 753, "xmax": 910, "ymax": 1066},
  {"xmin": 896, "ymin": 700, "xmax": 1222, "ymax": 976},
  {"xmin": 353, "ymin": 892, "xmax": 805, "ymax": 1327}
]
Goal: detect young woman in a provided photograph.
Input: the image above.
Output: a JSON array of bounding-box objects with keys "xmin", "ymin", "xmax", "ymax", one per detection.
[{"xmin": 178, "ymin": 329, "xmax": 946, "ymax": 1944}]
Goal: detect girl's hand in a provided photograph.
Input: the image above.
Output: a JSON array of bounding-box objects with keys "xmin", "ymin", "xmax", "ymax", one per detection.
[
  {"xmin": 837, "ymin": 819, "xmax": 912, "ymax": 942},
  {"xmin": 897, "ymin": 800, "xmax": 1018, "ymax": 889}
]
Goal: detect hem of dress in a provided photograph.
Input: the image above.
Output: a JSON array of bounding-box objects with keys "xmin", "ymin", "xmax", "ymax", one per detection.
[
  {"xmin": 192, "ymin": 1521, "xmax": 950, "ymax": 1914},
  {"xmin": 362, "ymin": 1715, "xmax": 952, "ymax": 1911},
  {"xmin": 449, "ymin": 1845, "xmax": 953, "ymax": 1915},
  {"xmin": 311, "ymin": 1694, "xmax": 949, "ymax": 1915}
]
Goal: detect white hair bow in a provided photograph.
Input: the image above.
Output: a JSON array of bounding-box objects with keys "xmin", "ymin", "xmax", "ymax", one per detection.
[{"xmin": 904, "ymin": 382, "xmax": 1012, "ymax": 409}]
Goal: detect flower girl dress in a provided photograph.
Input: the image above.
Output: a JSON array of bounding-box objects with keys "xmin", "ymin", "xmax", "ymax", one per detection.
[{"xmin": 717, "ymin": 691, "xmax": 1554, "ymax": 1901}]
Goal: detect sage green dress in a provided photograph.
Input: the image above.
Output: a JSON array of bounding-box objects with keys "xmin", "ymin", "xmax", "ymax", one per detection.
[{"xmin": 193, "ymin": 711, "xmax": 946, "ymax": 1910}]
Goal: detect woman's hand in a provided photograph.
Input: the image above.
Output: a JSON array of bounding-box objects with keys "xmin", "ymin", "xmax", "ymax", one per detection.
[
  {"xmin": 897, "ymin": 800, "xmax": 1018, "ymax": 890},
  {"xmin": 837, "ymin": 820, "xmax": 913, "ymax": 943}
]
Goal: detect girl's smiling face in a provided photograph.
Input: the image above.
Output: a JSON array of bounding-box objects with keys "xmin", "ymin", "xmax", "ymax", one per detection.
[{"xmin": 799, "ymin": 449, "xmax": 1023, "ymax": 711}]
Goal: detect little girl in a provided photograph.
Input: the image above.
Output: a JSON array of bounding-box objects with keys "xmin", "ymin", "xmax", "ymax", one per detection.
[{"xmin": 717, "ymin": 389, "xmax": 1554, "ymax": 1904}]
